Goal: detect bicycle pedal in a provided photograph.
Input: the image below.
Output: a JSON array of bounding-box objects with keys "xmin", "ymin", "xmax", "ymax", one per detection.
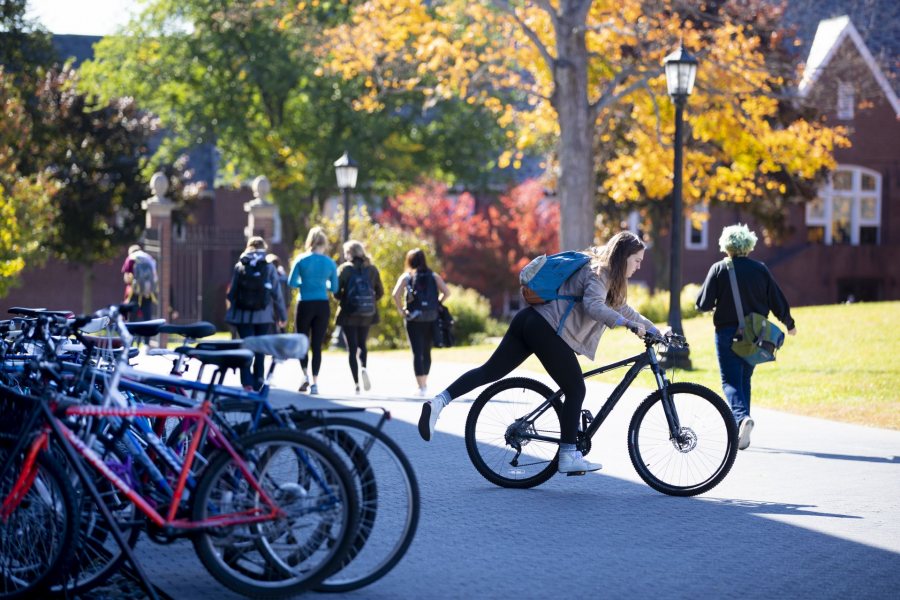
[{"xmin": 565, "ymin": 470, "xmax": 586, "ymax": 477}]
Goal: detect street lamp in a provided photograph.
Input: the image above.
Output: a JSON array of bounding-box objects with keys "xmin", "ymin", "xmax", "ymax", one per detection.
[
  {"xmin": 661, "ymin": 42, "xmax": 697, "ymax": 369},
  {"xmin": 333, "ymin": 151, "xmax": 359, "ymax": 244}
]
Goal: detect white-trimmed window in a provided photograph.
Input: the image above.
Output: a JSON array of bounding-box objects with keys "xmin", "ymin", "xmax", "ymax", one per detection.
[
  {"xmin": 806, "ymin": 166, "xmax": 881, "ymax": 245},
  {"xmin": 685, "ymin": 205, "xmax": 708, "ymax": 250},
  {"xmin": 837, "ymin": 81, "xmax": 855, "ymax": 120}
]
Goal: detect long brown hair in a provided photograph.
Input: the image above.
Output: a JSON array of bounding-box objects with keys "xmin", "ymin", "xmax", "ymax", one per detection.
[
  {"xmin": 404, "ymin": 248, "xmax": 428, "ymax": 272},
  {"xmin": 590, "ymin": 231, "xmax": 645, "ymax": 307}
]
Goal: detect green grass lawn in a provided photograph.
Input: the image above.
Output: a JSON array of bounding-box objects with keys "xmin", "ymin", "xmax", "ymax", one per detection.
[{"xmin": 383, "ymin": 301, "xmax": 900, "ymax": 430}]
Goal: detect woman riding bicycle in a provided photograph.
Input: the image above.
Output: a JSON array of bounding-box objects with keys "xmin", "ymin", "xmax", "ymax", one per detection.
[{"xmin": 419, "ymin": 231, "xmax": 660, "ymax": 474}]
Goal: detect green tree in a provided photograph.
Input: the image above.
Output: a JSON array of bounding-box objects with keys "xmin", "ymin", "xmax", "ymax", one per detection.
[
  {"xmin": 0, "ymin": 68, "xmax": 57, "ymax": 297},
  {"xmin": 79, "ymin": 0, "xmax": 518, "ymax": 246},
  {"xmin": 32, "ymin": 66, "xmax": 168, "ymax": 311}
]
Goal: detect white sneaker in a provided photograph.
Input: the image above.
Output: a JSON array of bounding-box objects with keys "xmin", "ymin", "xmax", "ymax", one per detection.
[
  {"xmin": 360, "ymin": 368, "xmax": 371, "ymax": 391},
  {"xmin": 418, "ymin": 397, "xmax": 445, "ymax": 442},
  {"xmin": 738, "ymin": 417, "xmax": 754, "ymax": 450},
  {"xmin": 557, "ymin": 451, "xmax": 602, "ymax": 474},
  {"xmin": 415, "ymin": 386, "xmax": 427, "ymax": 397}
]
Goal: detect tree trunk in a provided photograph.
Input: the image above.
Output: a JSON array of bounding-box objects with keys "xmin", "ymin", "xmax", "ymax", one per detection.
[
  {"xmin": 553, "ymin": 8, "xmax": 595, "ymax": 251},
  {"xmin": 82, "ymin": 264, "xmax": 94, "ymax": 314}
]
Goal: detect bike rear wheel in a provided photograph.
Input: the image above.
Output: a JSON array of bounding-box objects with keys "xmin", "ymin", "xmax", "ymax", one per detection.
[
  {"xmin": 192, "ymin": 428, "xmax": 359, "ymax": 598},
  {"xmin": 465, "ymin": 378, "xmax": 561, "ymax": 489},
  {"xmin": 628, "ymin": 382, "xmax": 738, "ymax": 496},
  {"xmin": 298, "ymin": 418, "xmax": 420, "ymax": 593},
  {"xmin": 0, "ymin": 441, "xmax": 79, "ymax": 599}
]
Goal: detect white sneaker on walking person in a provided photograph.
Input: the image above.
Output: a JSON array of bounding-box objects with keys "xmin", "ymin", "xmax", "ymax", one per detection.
[
  {"xmin": 557, "ymin": 451, "xmax": 602, "ymax": 474},
  {"xmin": 360, "ymin": 367, "xmax": 371, "ymax": 391},
  {"xmin": 738, "ymin": 417, "xmax": 755, "ymax": 450},
  {"xmin": 418, "ymin": 395, "xmax": 446, "ymax": 441}
]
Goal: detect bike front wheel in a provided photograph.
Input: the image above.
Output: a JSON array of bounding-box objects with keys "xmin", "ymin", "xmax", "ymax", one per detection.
[
  {"xmin": 465, "ymin": 378, "xmax": 561, "ymax": 489},
  {"xmin": 628, "ymin": 382, "xmax": 738, "ymax": 496}
]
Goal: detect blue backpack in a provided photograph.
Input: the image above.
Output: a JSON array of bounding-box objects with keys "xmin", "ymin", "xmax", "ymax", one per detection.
[{"xmin": 519, "ymin": 251, "xmax": 590, "ymax": 334}]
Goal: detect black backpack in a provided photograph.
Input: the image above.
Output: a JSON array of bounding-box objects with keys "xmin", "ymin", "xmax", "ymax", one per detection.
[
  {"xmin": 343, "ymin": 265, "xmax": 377, "ymax": 317},
  {"xmin": 234, "ymin": 255, "xmax": 269, "ymax": 311},
  {"xmin": 406, "ymin": 270, "xmax": 439, "ymax": 319},
  {"xmin": 433, "ymin": 303, "xmax": 455, "ymax": 348}
]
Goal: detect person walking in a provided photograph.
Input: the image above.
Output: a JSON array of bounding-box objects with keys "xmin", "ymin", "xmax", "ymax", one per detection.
[
  {"xmin": 391, "ymin": 248, "xmax": 451, "ymax": 397},
  {"xmin": 334, "ymin": 240, "xmax": 384, "ymax": 394},
  {"xmin": 289, "ymin": 226, "xmax": 339, "ymax": 395},
  {"xmin": 418, "ymin": 232, "xmax": 659, "ymax": 475},
  {"xmin": 121, "ymin": 243, "xmax": 158, "ymax": 322},
  {"xmin": 266, "ymin": 253, "xmax": 290, "ymax": 333},
  {"xmin": 225, "ymin": 236, "xmax": 287, "ymax": 391},
  {"xmin": 695, "ymin": 223, "xmax": 797, "ymax": 451}
]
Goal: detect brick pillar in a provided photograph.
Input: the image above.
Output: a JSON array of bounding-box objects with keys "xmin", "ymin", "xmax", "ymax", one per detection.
[
  {"xmin": 245, "ymin": 175, "xmax": 279, "ymax": 244},
  {"xmin": 143, "ymin": 172, "xmax": 174, "ymax": 346}
]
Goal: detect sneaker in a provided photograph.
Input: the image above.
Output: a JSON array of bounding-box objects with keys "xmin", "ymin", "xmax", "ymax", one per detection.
[
  {"xmin": 557, "ymin": 451, "xmax": 602, "ymax": 475},
  {"xmin": 738, "ymin": 417, "xmax": 754, "ymax": 450},
  {"xmin": 418, "ymin": 397, "xmax": 445, "ymax": 442},
  {"xmin": 310, "ymin": 384, "xmax": 319, "ymax": 395},
  {"xmin": 360, "ymin": 368, "xmax": 371, "ymax": 391},
  {"xmin": 298, "ymin": 376, "xmax": 309, "ymax": 392},
  {"xmin": 415, "ymin": 386, "xmax": 427, "ymax": 397},
  {"xmin": 355, "ymin": 384, "xmax": 360, "ymax": 395}
]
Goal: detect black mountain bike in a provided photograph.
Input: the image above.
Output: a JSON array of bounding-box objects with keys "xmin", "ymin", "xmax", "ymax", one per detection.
[{"xmin": 464, "ymin": 332, "xmax": 738, "ymax": 496}]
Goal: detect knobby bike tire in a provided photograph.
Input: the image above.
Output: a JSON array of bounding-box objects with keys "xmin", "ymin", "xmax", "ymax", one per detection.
[
  {"xmin": 628, "ymin": 382, "xmax": 738, "ymax": 496},
  {"xmin": 0, "ymin": 441, "xmax": 79, "ymax": 599},
  {"xmin": 191, "ymin": 428, "xmax": 360, "ymax": 598},
  {"xmin": 465, "ymin": 377, "xmax": 562, "ymax": 489}
]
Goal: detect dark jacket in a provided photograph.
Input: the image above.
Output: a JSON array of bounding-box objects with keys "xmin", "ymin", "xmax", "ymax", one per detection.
[
  {"xmin": 334, "ymin": 259, "xmax": 384, "ymax": 327},
  {"xmin": 225, "ymin": 250, "xmax": 288, "ymax": 325},
  {"xmin": 696, "ymin": 256, "xmax": 795, "ymax": 331}
]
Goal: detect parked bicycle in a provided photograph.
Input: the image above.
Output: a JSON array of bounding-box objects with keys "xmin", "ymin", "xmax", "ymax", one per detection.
[{"xmin": 464, "ymin": 331, "xmax": 738, "ymax": 496}]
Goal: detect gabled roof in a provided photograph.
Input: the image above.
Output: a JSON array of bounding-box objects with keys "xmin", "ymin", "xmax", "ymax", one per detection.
[{"xmin": 798, "ymin": 16, "xmax": 900, "ymax": 118}]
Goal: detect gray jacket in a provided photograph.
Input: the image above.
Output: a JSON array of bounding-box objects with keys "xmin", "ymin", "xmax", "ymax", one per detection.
[{"xmin": 533, "ymin": 263, "xmax": 654, "ymax": 360}]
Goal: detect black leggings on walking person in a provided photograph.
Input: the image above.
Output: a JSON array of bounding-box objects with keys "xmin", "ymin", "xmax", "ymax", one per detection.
[
  {"xmin": 342, "ymin": 325, "xmax": 370, "ymax": 383},
  {"xmin": 296, "ymin": 300, "xmax": 330, "ymax": 376},
  {"xmin": 445, "ymin": 307, "xmax": 586, "ymax": 444},
  {"xmin": 406, "ymin": 320, "xmax": 434, "ymax": 376}
]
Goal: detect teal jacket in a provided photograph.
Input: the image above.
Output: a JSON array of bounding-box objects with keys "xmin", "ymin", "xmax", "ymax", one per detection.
[{"xmin": 288, "ymin": 252, "xmax": 338, "ymax": 301}]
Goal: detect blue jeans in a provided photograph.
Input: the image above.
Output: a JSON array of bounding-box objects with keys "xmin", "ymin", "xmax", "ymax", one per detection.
[{"xmin": 715, "ymin": 326, "xmax": 755, "ymax": 424}]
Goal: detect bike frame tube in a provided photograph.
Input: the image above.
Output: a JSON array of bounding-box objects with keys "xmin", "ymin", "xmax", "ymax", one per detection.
[{"xmin": 57, "ymin": 402, "xmax": 283, "ymax": 530}]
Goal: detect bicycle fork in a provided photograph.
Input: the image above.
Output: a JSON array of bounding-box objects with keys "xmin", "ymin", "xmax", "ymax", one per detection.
[{"xmin": 652, "ymin": 366, "xmax": 683, "ymax": 440}]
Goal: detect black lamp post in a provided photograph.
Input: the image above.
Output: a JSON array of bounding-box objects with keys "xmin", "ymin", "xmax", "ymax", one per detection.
[
  {"xmin": 333, "ymin": 151, "xmax": 359, "ymax": 244},
  {"xmin": 661, "ymin": 42, "xmax": 697, "ymax": 369}
]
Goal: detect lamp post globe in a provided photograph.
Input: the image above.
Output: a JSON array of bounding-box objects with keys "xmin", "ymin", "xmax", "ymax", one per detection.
[
  {"xmin": 661, "ymin": 43, "xmax": 697, "ymax": 369},
  {"xmin": 333, "ymin": 151, "xmax": 359, "ymax": 244}
]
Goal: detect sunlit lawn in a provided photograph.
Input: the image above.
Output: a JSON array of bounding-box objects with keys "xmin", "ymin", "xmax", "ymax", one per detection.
[{"xmin": 375, "ymin": 301, "xmax": 900, "ymax": 430}]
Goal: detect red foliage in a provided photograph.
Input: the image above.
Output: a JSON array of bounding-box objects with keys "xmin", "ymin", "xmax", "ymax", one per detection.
[{"xmin": 379, "ymin": 179, "xmax": 559, "ymax": 312}]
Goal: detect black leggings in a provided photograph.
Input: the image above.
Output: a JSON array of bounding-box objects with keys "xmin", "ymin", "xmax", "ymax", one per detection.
[
  {"xmin": 296, "ymin": 300, "xmax": 330, "ymax": 376},
  {"xmin": 342, "ymin": 325, "xmax": 370, "ymax": 383},
  {"xmin": 445, "ymin": 307, "xmax": 586, "ymax": 444},
  {"xmin": 406, "ymin": 320, "xmax": 434, "ymax": 376}
]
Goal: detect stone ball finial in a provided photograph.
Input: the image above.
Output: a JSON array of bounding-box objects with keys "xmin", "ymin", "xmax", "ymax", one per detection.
[
  {"xmin": 252, "ymin": 175, "xmax": 271, "ymax": 200},
  {"xmin": 150, "ymin": 172, "xmax": 169, "ymax": 198}
]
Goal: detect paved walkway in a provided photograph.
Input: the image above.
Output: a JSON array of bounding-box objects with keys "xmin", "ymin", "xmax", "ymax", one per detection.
[{"xmin": 126, "ymin": 349, "xmax": 900, "ymax": 599}]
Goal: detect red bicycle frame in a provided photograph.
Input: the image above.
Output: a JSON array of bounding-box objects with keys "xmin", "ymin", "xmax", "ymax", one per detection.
[{"xmin": 2, "ymin": 399, "xmax": 284, "ymax": 530}]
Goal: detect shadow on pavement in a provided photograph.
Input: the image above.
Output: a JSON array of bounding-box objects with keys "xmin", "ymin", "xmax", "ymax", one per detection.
[{"xmin": 753, "ymin": 446, "xmax": 900, "ymax": 464}]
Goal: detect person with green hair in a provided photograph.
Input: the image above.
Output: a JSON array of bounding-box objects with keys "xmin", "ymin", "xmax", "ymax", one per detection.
[{"xmin": 696, "ymin": 224, "xmax": 797, "ymax": 450}]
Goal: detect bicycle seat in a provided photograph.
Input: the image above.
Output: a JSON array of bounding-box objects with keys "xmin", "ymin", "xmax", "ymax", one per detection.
[
  {"xmin": 242, "ymin": 334, "xmax": 309, "ymax": 361},
  {"xmin": 183, "ymin": 348, "xmax": 254, "ymax": 370},
  {"xmin": 159, "ymin": 321, "xmax": 217, "ymax": 339},
  {"xmin": 190, "ymin": 339, "xmax": 245, "ymax": 351},
  {"xmin": 124, "ymin": 319, "xmax": 167, "ymax": 338}
]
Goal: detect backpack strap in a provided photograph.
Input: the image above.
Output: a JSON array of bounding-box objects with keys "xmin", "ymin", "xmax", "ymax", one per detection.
[{"xmin": 724, "ymin": 258, "xmax": 747, "ymax": 336}]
